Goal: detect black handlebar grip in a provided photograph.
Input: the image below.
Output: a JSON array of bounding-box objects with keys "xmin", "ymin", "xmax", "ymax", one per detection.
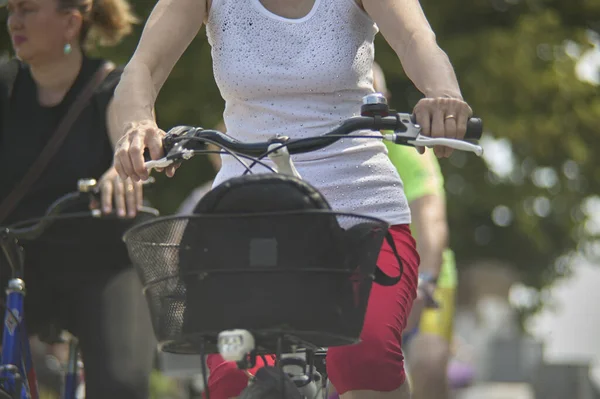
[
  {"xmin": 465, "ymin": 118, "xmax": 483, "ymax": 140},
  {"xmin": 410, "ymin": 115, "xmax": 483, "ymax": 140},
  {"xmin": 143, "ymin": 148, "xmax": 152, "ymax": 162}
]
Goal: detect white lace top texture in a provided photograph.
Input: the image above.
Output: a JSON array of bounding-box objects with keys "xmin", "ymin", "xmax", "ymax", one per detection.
[{"xmin": 206, "ymin": 0, "xmax": 410, "ymax": 224}]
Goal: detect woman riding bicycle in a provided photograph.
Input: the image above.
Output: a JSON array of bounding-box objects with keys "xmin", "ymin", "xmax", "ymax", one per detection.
[
  {"xmin": 111, "ymin": 1, "xmax": 473, "ymax": 398},
  {"xmin": 0, "ymin": 0, "xmax": 154, "ymax": 397}
]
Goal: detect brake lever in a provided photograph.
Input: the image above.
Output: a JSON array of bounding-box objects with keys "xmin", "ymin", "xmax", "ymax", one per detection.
[
  {"xmin": 145, "ymin": 158, "xmax": 176, "ymax": 171},
  {"xmin": 144, "ymin": 126, "xmax": 201, "ymax": 171},
  {"xmin": 384, "ymin": 132, "xmax": 484, "ymax": 157},
  {"xmin": 382, "ymin": 112, "xmax": 484, "ymax": 156},
  {"xmin": 408, "ymin": 135, "xmax": 484, "ymax": 157},
  {"xmin": 383, "ymin": 114, "xmax": 484, "ymax": 157},
  {"xmin": 144, "ymin": 148, "xmax": 195, "ymax": 172}
]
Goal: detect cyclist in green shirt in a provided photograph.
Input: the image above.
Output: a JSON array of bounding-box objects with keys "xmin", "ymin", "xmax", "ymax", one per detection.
[{"xmin": 375, "ymin": 63, "xmax": 456, "ymax": 399}]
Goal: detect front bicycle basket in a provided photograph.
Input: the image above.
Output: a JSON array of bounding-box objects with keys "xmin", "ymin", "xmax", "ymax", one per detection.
[{"xmin": 123, "ymin": 210, "xmax": 389, "ymax": 354}]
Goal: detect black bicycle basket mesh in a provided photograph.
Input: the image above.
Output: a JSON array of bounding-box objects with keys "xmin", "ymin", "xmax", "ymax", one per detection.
[{"xmin": 123, "ymin": 175, "xmax": 391, "ymax": 354}]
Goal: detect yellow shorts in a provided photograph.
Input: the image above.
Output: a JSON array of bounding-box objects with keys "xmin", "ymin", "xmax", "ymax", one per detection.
[{"xmin": 418, "ymin": 285, "xmax": 455, "ymax": 343}]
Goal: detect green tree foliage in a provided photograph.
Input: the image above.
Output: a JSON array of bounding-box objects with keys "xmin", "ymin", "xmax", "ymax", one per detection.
[
  {"xmin": 375, "ymin": 0, "xmax": 600, "ymax": 309},
  {"xmin": 2, "ymin": 1, "xmax": 599, "ymax": 310}
]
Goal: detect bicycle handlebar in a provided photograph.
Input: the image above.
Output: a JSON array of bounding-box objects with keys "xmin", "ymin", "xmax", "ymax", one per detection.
[
  {"xmin": 146, "ymin": 94, "xmax": 484, "ymax": 171},
  {"xmin": 1, "ymin": 178, "xmax": 158, "ymax": 241},
  {"xmin": 3, "ymin": 191, "xmax": 87, "ymax": 241},
  {"xmin": 0, "ymin": 178, "xmax": 159, "ymax": 279}
]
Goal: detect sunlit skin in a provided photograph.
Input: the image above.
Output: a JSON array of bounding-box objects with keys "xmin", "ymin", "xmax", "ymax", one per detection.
[{"xmin": 6, "ymin": 0, "xmax": 81, "ymax": 66}]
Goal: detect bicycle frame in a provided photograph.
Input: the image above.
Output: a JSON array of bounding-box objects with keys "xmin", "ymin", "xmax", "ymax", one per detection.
[
  {"xmin": 1, "ymin": 277, "xmax": 35, "ymax": 399},
  {"xmin": 0, "ymin": 240, "xmax": 81, "ymax": 399}
]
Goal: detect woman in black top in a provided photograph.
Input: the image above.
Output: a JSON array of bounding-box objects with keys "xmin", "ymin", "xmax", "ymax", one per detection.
[{"xmin": 1, "ymin": 0, "xmax": 154, "ymax": 398}]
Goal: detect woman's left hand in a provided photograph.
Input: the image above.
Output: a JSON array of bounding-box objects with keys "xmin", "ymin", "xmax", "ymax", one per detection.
[
  {"xmin": 91, "ymin": 167, "xmax": 143, "ymax": 218},
  {"xmin": 413, "ymin": 97, "xmax": 473, "ymax": 158}
]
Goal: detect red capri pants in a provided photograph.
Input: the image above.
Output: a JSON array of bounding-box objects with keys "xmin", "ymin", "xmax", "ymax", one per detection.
[{"xmin": 205, "ymin": 224, "xmax": 420, "ymax": 398}]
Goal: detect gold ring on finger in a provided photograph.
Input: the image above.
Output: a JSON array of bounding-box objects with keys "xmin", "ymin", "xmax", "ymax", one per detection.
[
  {"xmin": 126, "ymin": 185, "xmax": 135, "ymax": 192},
  {"xmin": 444, "ymin": 114, "xmax": 456, "ymax": 120}
]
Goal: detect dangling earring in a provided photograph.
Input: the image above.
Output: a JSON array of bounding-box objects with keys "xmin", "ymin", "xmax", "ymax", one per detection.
[{"xmin": 63, "ymin": 43, "xmax": 72, "ymax": 55}]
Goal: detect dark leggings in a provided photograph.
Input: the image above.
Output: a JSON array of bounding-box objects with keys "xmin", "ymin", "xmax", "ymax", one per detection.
[{"xmin": 24, "ymin": 267, "xmax": 155, "ymax": 399}]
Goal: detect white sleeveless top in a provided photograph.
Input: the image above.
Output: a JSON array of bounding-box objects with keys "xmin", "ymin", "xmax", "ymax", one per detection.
[{"xmin": 206, "ymin": 0, "xmax": 410, "ymax": 225}]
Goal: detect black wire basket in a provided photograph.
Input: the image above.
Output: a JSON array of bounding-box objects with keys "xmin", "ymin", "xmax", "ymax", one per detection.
[{"xmin": 123, "ymin": 210, "xmax": 389, "ymax": 354}]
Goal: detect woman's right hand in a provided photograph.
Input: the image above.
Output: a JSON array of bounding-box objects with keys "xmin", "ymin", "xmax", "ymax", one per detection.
[{"xmin": 114, "ymin": 119, "xmax": 177, "ymax": 182}]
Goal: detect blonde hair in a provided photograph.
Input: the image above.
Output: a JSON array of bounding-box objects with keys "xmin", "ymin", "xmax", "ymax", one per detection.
[{"xmin": 58, "ymin": 0, "xmax": 138, "ymax": 48}]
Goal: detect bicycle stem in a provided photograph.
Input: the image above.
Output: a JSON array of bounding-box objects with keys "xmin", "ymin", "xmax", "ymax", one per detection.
[{"xmin": 267, "ymin": 144, "xmax": 302, "ymax": 178}]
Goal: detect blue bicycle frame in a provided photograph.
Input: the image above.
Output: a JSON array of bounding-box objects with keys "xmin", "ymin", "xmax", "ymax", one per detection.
[
  {"xmin": 0, "ymin": 277, "xmax": 80, "ymax": 399},
  {"xmin": 1, "ymin": 278, "xmax": 37, "ymax": 399},
  {"xmin": 0, "ymin": 237, "xmax": 81, "ymax": 399}
]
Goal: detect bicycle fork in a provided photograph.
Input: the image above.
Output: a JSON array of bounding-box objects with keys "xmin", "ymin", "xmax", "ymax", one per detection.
[{"xmin": 62, "ymin": 337, "xmax": 81, "ymax": 399}]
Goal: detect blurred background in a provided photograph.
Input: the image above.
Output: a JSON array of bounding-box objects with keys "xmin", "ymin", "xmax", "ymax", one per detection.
[{"xmin": 2, "ymin": 0, "xmax": 600, "ymax": 398}]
